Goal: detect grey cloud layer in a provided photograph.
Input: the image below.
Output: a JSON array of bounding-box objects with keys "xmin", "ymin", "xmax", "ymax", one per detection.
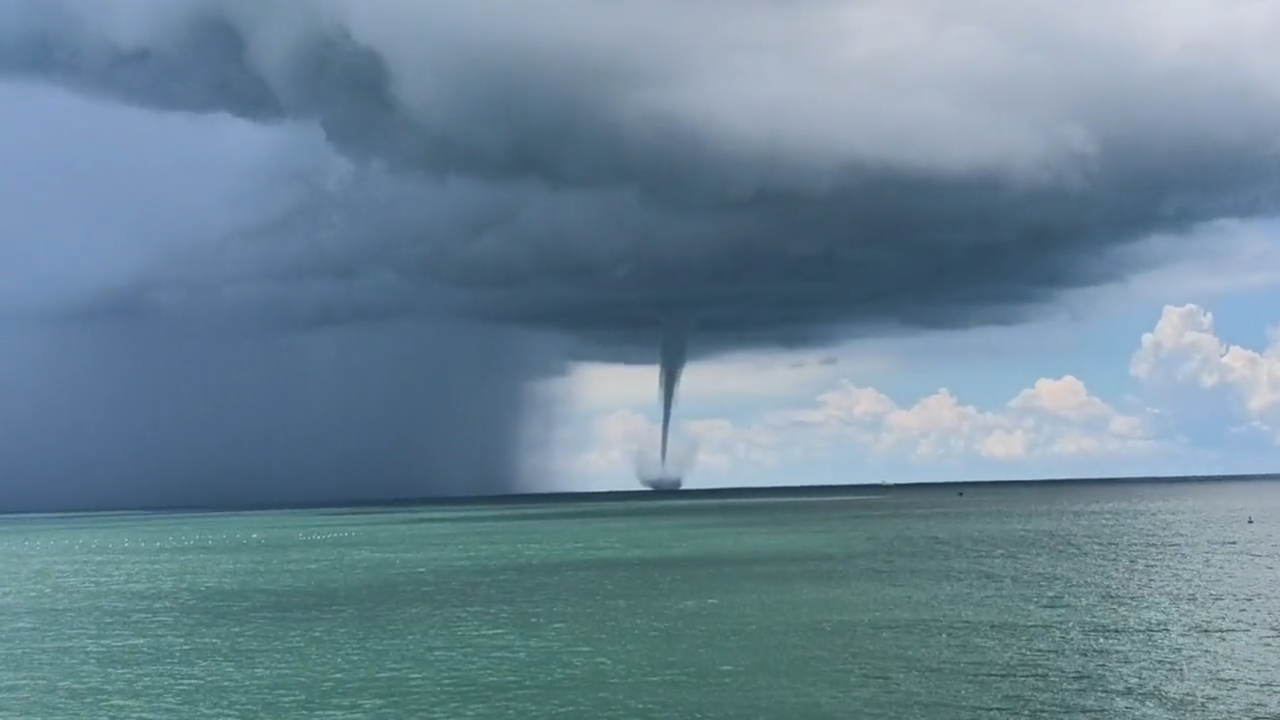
[{"xmin": 3, "ymin": 0, "xmax": 1279, "ymax": 356}]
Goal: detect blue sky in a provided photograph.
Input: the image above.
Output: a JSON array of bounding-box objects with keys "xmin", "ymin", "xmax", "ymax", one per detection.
[{"xmin": 542, "ymin": 247, "xmax": 1280, "ymax": 490}]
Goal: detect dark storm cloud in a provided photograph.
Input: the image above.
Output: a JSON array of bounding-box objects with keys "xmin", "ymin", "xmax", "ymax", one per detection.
[
  {"xmin": 2, "ymin": 0, "xmax": 1279, "ymax": 355},
  {"xmin": 2, "ymin": 0, "xmax": 1280, "ymax": 507},
  {"xmin": 2, "ymin": 0, "xmax": 1280, "ymax": 356},
  {"xmin": 0, "ymin": 82, "xmax": 553, "ymax": 510}
]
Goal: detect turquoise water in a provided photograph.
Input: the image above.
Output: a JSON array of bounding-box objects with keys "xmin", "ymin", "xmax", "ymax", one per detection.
[{"xmin": 1, "ymin": 481, "xmax": 1278, "ymax": 719}]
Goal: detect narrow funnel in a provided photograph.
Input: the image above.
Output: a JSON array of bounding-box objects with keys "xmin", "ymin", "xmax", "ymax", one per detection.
[{"xmin": 658, "ymin": 318, "xmax": 689, "ymax": 464}]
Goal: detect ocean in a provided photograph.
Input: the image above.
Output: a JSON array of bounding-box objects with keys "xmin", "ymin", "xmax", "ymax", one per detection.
[{"xmin": 1, "ymin": 480, "xmax": 1277, "ymax": 719}]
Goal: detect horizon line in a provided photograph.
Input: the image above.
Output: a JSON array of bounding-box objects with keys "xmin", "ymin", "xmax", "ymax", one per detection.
[{"xmin": 1, "ymin": 471, "xmax": 1277, "ymax": 518}]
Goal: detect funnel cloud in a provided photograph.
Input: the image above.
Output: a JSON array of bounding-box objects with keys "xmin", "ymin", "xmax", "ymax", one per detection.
[
  {"xmin": 658, "ymin": 318, "xmax": 691, "ymax": 465},
  {"xmin": 2, "ymin": 1, "xmax": 1279, "ymax": 508}
]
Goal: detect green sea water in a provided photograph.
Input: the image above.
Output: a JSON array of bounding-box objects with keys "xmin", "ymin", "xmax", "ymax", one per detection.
[{"xmin": 1, "ymin": 481, "xmax": 1277, "ymax": 719}]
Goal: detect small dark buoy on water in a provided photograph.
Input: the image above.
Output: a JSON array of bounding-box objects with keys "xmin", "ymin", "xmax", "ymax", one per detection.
[
  {"xmin": 957, "ymin": 491, "xmax": 964, "ymax": 497},
  {"xmin": 1247, "ymin": 516, "xmax": 1254, "ymax": 524}
]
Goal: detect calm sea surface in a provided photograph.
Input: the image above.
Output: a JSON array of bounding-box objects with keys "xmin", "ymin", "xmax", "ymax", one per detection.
[{"xmin": 1, "ymin": 481, "xmax": 1277, "ymax": 719}]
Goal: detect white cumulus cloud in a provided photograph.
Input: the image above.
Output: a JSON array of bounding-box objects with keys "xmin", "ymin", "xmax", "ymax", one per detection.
[
  {"xmin": 567, "ymin": 373, "xmax": 1156, "ymax": 485},
  {"xmin": 776, "ymin": 375, "xmax": 1152, "ymax": 462},
  {"xmin": 564, "ymin": 302, "xmax": 1280, "ymax": 485},
  {"xmin": 574, "ymin": 409, "xmax": 783, "ymax": 480},
  {"xmin": 1130, "ymin": 303, "xmax": 1280, "ymax": 438}
]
